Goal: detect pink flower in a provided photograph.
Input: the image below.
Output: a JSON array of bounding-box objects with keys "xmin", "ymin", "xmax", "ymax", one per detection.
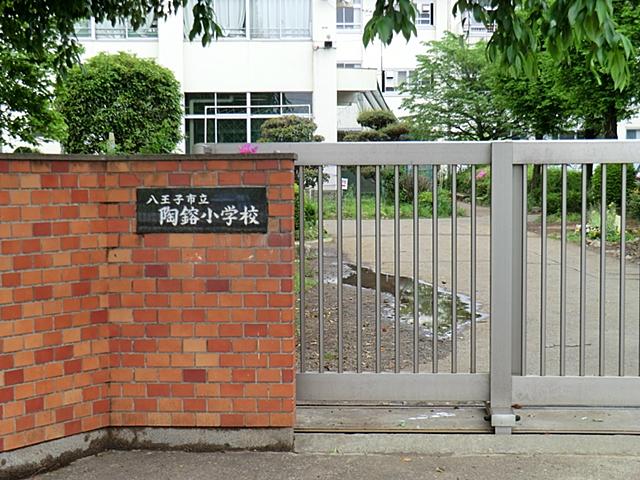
[
  {"xmin": 239, "ymin": 143, "xmax": 258, "ymax": 154},
  {"xmin": 476, "ymin": 170, "xmax": 487, "ymax": 180}
]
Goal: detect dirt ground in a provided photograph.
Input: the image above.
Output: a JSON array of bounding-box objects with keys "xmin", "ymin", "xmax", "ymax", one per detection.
[{"xmin": 297, "ymin": 240, "xmax": 458, "ymax": 373}]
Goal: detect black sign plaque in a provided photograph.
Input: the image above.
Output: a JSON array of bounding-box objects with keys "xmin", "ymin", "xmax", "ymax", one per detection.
[{"xmin": 136, "ymin": 188, "xmax": 268, "ymax": 234}]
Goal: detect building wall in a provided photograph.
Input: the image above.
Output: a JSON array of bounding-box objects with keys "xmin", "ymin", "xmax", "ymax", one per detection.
[
  {"xmin": 0, "ymin": 154, "xmax": 296, "ymax": 452},
  {"xmin": 5, "ymin": 1, "xmax": 640, "ymax": 151}
]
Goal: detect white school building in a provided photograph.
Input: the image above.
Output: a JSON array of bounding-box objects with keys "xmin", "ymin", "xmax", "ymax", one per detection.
[{"xmin": 7, "ymin": 0, "xmax": 640, "ymax": 152}]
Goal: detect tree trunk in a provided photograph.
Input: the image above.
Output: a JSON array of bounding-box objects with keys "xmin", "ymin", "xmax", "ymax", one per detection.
[
  {"xmin": 604, "ymin": 101, "xmax": 618, "ymax": 139},
  {"xmin": 582, "ymin": 121, "xmax": 600, "ymax": 184},
  {"xmin": 530, "ymin": 133, "xmax": 544, "ymax": 192}
]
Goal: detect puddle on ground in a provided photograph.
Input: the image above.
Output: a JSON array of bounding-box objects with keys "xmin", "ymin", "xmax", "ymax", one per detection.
[{"xmin": 337, "ymin": 264, "xmax": 487, "ymax": 339}]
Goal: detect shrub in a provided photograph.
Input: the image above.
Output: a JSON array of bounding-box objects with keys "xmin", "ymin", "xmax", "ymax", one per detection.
[
  {"xmin": 56, "ymin": 52, "xmax": 182, "ymax": 154},
  {"xmin": 294, "ymin": 183, "xmax": 317, "ymax": 240},
  {"xmin": 418, "ymin": 190, "xmax": 454, "ymax": 217},
  {"xmin": 258, "ymin": 115, "xmax": 319, "ymax": 142},
  {"xmin": 629, "ymin": 188, "xmax": 640, "ymax": 221},
  {"xmin": 457, "ymin": 166, "xmax": 491, "ymax": 204},
  {"xmin": 529, "ymin": 167, "xmax": 582, "ymax": 214},
  {"xmin": 381, "ymin": 167, "xmax": 431, "ymax": 203},
  {"xmin": 379, "ymin": 121, "xmax": 411, "ymax": 140},
  {"xmin": 589, "ymin": 164, "xmax": 636, "ymax": 212},
  {"xmin": 343, "ymin": 130, "xmax": 390, "ymax": 142},
  {"xmin": 356, "ymin": 110, "xmax": 396, "ymax": 130}
]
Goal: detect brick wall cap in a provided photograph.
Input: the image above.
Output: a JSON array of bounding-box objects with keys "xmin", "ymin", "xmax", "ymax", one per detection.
[{"xmin": 0, "ymin": 153, "xmax": 297, "ymax": 162}]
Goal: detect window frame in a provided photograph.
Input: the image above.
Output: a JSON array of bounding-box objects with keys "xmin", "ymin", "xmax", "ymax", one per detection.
[
  {"xmin": 184, "ymin": 0, "xmax": 312, "ymax": 41},
  {"xmin": 184, "ymin": 92, "xmax": 313, "ymax": 150},
  {"xmin": 382, "ymin": 69, "xmax": 413, "ymax": 93},
  {"xmin": 75, "ymin": 17, "xmax": 158, "ymax": 40},
  {"xmin": 415, "ymin": 2, "xmax": 435, "ymax": 28},
  {"xmin": 336, "ymin": 0, "xmax": 363, "ymax": 31}
]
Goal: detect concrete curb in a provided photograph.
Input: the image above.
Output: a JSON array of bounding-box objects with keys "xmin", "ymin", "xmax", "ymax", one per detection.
[
  {"xmin": 0, "ymin": 428, "xmax": 293, "ymax": 480},
  {"xmin": 295, "ymin": 433, "xmax": 640, "ymax": 456}
]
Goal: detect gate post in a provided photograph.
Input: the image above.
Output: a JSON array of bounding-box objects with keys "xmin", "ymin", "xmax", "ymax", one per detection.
[{"xmin": 489, "ymin": 142, "xmax": 521, "ymax": 434}]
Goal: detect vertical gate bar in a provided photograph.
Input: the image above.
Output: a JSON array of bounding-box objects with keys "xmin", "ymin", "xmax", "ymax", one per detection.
[
  {"xmin": 511, "ymin": 164, "xmax": 524, "ymax": 378},
  {"xmin": 413, "ymin": 166, "xmax": 420, "ymax": 373},
  {"xmin": 432, "ymin": 164, "xmax": 439, "ymax": 373},
  {"xmin": 619, "ymin": 164, "xmax": 626, "ymax": 376},
  {"xmin": 394, "ymin": 165, "xmax": 401, "ymax": 373},
  {"xmin": 356, "ymin": 165, "xmax": 362, "ymax": 373},
  {"xmin": 375, "ymin": 166, "xmax": 382, "ymax": 373},
  {"xmin": 560, "ymin": 164, "xmax": 567, "ymax": 376},
  {"xmin": 318, "ymin": 167, "xmax": 324, "ymax": 373},
  {"xmin": 540, "ymin": 165, "xmax": 547, "ymax": 376},
  {"xmin": 451, "ymin": 165, "xmax": 458, "ymax": 373},
  {"xmin": 299, "ymin": 166, "xmax": 306, "ymax": 373},
  {"xmin": 600, "ymin": 164, "xmax": 607, "ymax": 376},
  {"xmin": 521, "ymin": 165, "xmax": 528, "ymax": 375},
  {"xmin": 337, "ymin": 165, "xmax": 344, "ymax": 373},
  {"xmin": 470, "ymin": 165, "xmax": 477, "ymax": 374},
  {"xmin": 580, "ymin": 164, "xmax": 587, "ymax": 376},
  {"xmin": 490, "ymin": 142, "xmax": 515, "ymax": 434}
]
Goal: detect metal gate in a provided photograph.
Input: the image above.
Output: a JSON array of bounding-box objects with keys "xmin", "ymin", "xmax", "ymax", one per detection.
[{"xmin": 198, "ymin": 140, "xmax": 640, "ymax": 434}]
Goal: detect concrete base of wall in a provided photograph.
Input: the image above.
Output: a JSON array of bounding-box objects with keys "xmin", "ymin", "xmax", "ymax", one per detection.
[{"xmin": 0, "ymin": 428, "xmax": 293, "ymax": 480}]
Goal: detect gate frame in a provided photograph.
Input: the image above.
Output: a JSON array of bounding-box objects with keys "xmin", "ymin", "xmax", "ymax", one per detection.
[{"xmin": 196, "ymin": 140, "xmax": 640, "ymax": 435}]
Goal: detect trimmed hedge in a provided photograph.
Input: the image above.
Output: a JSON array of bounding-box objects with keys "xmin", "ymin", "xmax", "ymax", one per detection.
[{"xmin": 56, "ymin": 52, "xmax": 182, "ymax": 154}]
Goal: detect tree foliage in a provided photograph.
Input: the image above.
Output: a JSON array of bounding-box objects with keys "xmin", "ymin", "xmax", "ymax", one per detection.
[
  {"xmin": 557, "ymin": 0, "xmax": 640, "ymax": 139},
  {"xmin": 401, "ymin": 33, "xmax": 525, "ymax": 141},
  {"xmin": 2, "ymin": 0, "xmax": 638, "ymax": 146},
  {"xmin": 489, "ymin": 52, "xmax": 573, "ymax": 139},
  {"xmin": 488, "ymin": 0, "xmax": 640, "ymax": 141},
  {"xmin": 56, "ymin": 52, "xmax": 183, "ymax": 154},
  {"xmin": 357, "ymin": 110, "xmax": 397, "ymax": 130},
  {"xmin": 0, "ymin": 45, "xmax": 66, "ymax": 148},
  {"xmin": 365, "ymin": 0, "xmax": 634, "ymax": 89},
  {"xmin": 343, "ymin": 109, "xmax": 409, "ymax": 142},
  {"xmin": 0, "ymin": 0, "xmax": 218, "ymax": 147},
  {"xmin": 258, "ymin": 116, "xmax": 321, "ymax": 143},
  {"xmin": 343, "ymin": 130, "xmax": 390, "ymax": 142}
]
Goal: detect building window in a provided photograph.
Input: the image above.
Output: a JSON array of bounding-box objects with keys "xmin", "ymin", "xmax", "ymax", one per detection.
[
  {"xmin": 463, "ymin": 2, "xmax": 496, "ymax": 36},
  {"xmin": 251, "ymin": 0, "xmax": 311, "ymax": 38},
  {"xmin": 75, "ymin": 15, "xmax": 158, "ymax": 39},
  {"xmin": 337, "ymin": 0, "xmax": 362, "ymax": 31},
  {"xmin": 184, "ymin": 0, "xmax": 311, "ymax": 40},
  {"xmin": 184, "ymin": 92, "xmax": 313, "ymax": 152},
  {"xmin": 464, "ymin": 15, "xmax": 496, "ymax": 35},
  {"xmin": 383, "ymin": 70, "xmax": 412, "ymax": 93},
  {"xmin": 415, "ymin": 2, "xmax": 434, "ymax": 27},
  {"xmin": 626, "ymin": 129, "xmax": 640, "ymax": 139},
  {"xmin": 337, "ymin": 62, "xmax": 362, "ymax": 69}
]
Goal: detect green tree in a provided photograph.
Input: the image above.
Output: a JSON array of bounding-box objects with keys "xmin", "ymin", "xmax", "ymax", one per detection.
[
  {"xmin": 1, "ymin": 0, "xmax": 636, "ymax": 146},
  {"xmin": 489, "ymin": 50, "xmax": 574, "ymax": 190},
  {"xmin": 0, "ymin": 0, "xmax": 217, "ymax": 148},
  {"xmin": 401, "ymin": 33, "xmax": 525, "ymax": 141},
  {"xmin": 56, "ymin": 52, "xmax": 183, "ymax": 154},
  {"xmin": 356, "ymin": 110, "xmax": 397, "ymax": 130},
  {"xmin": 258, "ymin": 115, "xmax": 323, "ymax": 188},
  {"xmin": 258, "ymin": 116, "xmax": 322, "ymax": 143},
  {"xmin": 342, "ymin": 110, "xmax": 410, "ymax": 142},
  {"xmin": 490, "ymin": 52, "xmax": 573, "ymax": 140},
  {"xmin": 558, "ymin": 1, "xmax": 640, "ymax": 140},
  {"xmin": 0, "ymin": 45, "xmax": 66, "ymax": 147},
  {"xmin": 365, "ymin": 0, "xmax": 633, "ymax": 89}
]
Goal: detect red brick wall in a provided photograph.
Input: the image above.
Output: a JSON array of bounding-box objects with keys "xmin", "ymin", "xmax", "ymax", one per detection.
[{"xmin": 0, "ymin": 154, "xmax": 296, "ymax": 452}]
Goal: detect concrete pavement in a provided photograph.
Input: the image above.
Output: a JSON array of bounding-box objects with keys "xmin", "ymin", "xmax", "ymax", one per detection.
[{"xmin": 31, "ymin": 449, "xmax": 640, "ymax": 480}]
